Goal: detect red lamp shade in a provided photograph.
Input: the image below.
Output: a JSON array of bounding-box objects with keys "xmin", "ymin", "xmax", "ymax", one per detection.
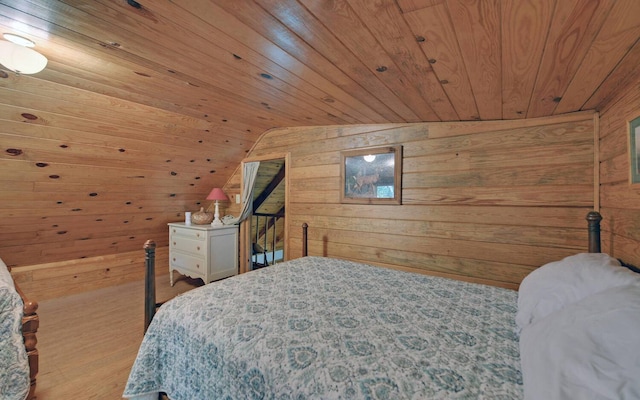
[
  {"xmin": 206, "ymin": 188, "xmax": 228, "ymax": 201},
  {"xmin": 206, "ymin": 188, "xmax": 228, "ymax": 227}
]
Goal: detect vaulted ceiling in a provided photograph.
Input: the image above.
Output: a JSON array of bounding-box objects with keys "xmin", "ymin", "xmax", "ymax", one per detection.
[{"xmin": 2, "ymin": 0, "xmax": 640, "ymax": 141}]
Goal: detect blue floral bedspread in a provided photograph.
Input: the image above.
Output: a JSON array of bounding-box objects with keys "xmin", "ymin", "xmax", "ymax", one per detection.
[
  {"xmin": 0, "ymin": 260, "xmax": 30, "ymax": 400},
  {"xmin": 124, "ymin": 256, "xmax": 523, "ymax": 399}
]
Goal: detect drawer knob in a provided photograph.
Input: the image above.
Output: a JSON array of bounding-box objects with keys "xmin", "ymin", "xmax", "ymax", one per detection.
[
  {"xmin": 196, "ymin": 264, "xmax": 200, "ymax": 269},
  {"xmin": 172, "ymin": 258, "xmax": 176, "ymax": 261},
  {"xmin": 173, "ymin": 229, "xmax": 176, "ymax": 233},
  {"xmin": 173, "ymin": 242, "xmax": 176, "ymax": 246},
  {"xmin": 197, "ymin": 246, "xmax": 201, "ymax": 251},
  {"xmin": 197, "ymin": 233, "xmax": 200, "ymax": 238}
]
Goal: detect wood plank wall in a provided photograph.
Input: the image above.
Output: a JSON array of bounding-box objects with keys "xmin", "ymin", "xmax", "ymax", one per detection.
[
  {"xmin": 12, "ymin": 247, "xmax": 169, "ymax": 301},
  {"xmin": 0, "ymin": 73, "xmax": 248, "ymax": 270},
  {"xmin": 229, "ymin": 112, "xmax": 596, "ymax": 289},
  {"xmin": 598, "ymin": 74, "xmax": 640, "ymax": 267}
]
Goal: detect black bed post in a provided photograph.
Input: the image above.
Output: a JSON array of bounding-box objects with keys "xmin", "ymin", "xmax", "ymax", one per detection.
[
  {"xmin": 302, "ymin": 223, "xmax": 308, "ymax": 257},
  {"xmin": 144, "ymin": 240, "xmax": 156, "ymax": 333},
  {"xmin": 586, "ymin": 211, "xmax": 602, "ymax": 254}
]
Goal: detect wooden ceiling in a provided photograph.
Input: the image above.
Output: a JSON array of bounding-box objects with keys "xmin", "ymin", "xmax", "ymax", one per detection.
[{"xmin": 2, "ymin": 0, "xmax": 640, "ymax": 138}]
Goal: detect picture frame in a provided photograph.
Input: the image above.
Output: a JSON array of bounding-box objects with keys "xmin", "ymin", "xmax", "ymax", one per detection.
[
  {"xmin": 340, "ymin": 145, "xmax": 402, "ymax": 204},
  {"xmin": 631, "ymin": 115, "xmax": 640, "ymax": 185}
]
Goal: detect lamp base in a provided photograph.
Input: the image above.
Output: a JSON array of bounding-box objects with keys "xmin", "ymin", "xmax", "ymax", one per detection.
[
  {"xmin": 211, "ymin": 218, "xmax": 224, "ymax": 227},
  {"xmin": 211, "ymin": 200, "xmax": 224, "ymax": 227}
]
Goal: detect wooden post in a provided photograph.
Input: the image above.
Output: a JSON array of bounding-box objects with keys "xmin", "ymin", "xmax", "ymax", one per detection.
[
  {"xmin": 302, "ymin": 223, "xmax": 308, "ymax": 257},
  {"xmin": 144, "ymin": 240, "xmax": 156, "ymax": 333},
  {"xmin": 586, "ymin": 211, "xmax": 602, "ymax": 253}
]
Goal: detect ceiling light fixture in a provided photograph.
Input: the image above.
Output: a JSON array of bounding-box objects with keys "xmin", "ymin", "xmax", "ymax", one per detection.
[
  {"xmin": 3, "ymin": 33, "xmax": 35, "ymax": 47},
  {"xmin": 0, "ymin": 33, "xmax": 48, "ymax": 74}
]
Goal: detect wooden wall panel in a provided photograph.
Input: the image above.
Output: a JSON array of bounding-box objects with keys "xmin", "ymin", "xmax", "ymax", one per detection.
[
  {"xmin": 598, "ymin": 74, "xmax": 640, "ymax": 267},
  {"xmin": 11, "ymin": 247, "xmax": 169, "ymax": 301},
  {"xmin": 239, "ymin": 112, "xmax": 596, "ymax": 289},
  {"xmin": 0, "ymin": 77, "xmax": 231, "ymax": 270}
]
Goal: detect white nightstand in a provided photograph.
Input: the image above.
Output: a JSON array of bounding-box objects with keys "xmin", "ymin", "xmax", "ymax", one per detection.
[{"xmin": 168, "ymin": 223, "xmax": 239, "ymax": 286}]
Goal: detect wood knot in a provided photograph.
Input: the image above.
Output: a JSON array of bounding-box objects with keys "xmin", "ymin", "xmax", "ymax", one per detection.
[{"xmin": 6, "ymin": 148, "xmax": 23, "ymax": 156}]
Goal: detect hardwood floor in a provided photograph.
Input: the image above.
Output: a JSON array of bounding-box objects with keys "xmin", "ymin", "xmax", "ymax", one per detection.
[{"xmin": 34, "ymin": 273, "xmax": 202, "ymax": 399}]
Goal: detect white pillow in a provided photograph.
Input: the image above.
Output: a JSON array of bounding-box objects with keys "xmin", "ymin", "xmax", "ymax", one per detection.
[
  {"xmin": 519, "ymin": 285, "xmax": 640, "ymax": 400},
  {"xmin": 516, "ymin": 253, "xmax": 640, "ymax": 331},
  {"xmin": 0, "ymin": 257, "xmax": 14, "ymax": 290}
]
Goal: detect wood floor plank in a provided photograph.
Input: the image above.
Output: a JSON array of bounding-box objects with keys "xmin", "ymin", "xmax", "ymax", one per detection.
[{"xmin": 34, "ymin": 274, "xmax": 202, "ymax": 399}]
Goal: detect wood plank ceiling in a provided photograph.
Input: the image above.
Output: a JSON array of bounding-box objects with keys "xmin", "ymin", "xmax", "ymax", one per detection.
[
  {"xmin": 1, "ymin": 0, "xmax": 640, "ymax": 267},
  {"xmin": 3, "ymin": 0, "xmax": 640, "ymax": 133}
]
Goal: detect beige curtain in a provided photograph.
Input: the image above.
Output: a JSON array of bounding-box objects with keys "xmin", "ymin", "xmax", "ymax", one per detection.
[{"xmin": 233, "ymin": 161, "xmax": 260, "ymax": 273}]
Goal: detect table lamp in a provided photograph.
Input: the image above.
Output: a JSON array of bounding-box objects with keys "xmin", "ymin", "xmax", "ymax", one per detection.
[{"xmin": 206, "ymin": 187, "xmax": 229, "ymax": 227}]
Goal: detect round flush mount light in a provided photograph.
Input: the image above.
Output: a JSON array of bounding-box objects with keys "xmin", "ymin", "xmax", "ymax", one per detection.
[
  {"xmin": 3, "ymin": 33, "xmax": 35, "ymax": 47},
  {"xmin": 0, "ymin": 33, "xmax": 47, "ymax": 74}
]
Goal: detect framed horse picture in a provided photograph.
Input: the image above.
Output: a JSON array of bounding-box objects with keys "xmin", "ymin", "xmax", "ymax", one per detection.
[{"xmin": 340, "ymin": 145, "xmax": 402, "ymax": 205}]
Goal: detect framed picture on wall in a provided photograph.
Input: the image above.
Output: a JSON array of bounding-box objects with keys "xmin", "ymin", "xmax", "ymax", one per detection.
[
  {"xmin": 631, "ymin": 115, "xmax": 640, "ymax": 185},
  {"xmin": 340, "ymin": 145, "xmax": 402, "ymax": 204}
]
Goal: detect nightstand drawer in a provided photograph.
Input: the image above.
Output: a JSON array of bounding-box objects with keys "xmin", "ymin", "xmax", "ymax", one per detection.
[
  {"xmin": 170, "ymin": 226, "xmax": 206, "ymax": 241},
  {"xmin": 170, "ymin": 252, "xmax": 205, "ymax": 274},
  {"xmin": 171, "ymin": 236, "xmax": 206, "ymax": 257}
]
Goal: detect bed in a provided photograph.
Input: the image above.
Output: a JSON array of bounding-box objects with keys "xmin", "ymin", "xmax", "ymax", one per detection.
[
  {"xmin": 124, "ymin": 211, "xmax": 640, "ymax": 400},
  {"xmin": 0, "ymin": 257, "xmax": 39, "ymax": 400}
]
